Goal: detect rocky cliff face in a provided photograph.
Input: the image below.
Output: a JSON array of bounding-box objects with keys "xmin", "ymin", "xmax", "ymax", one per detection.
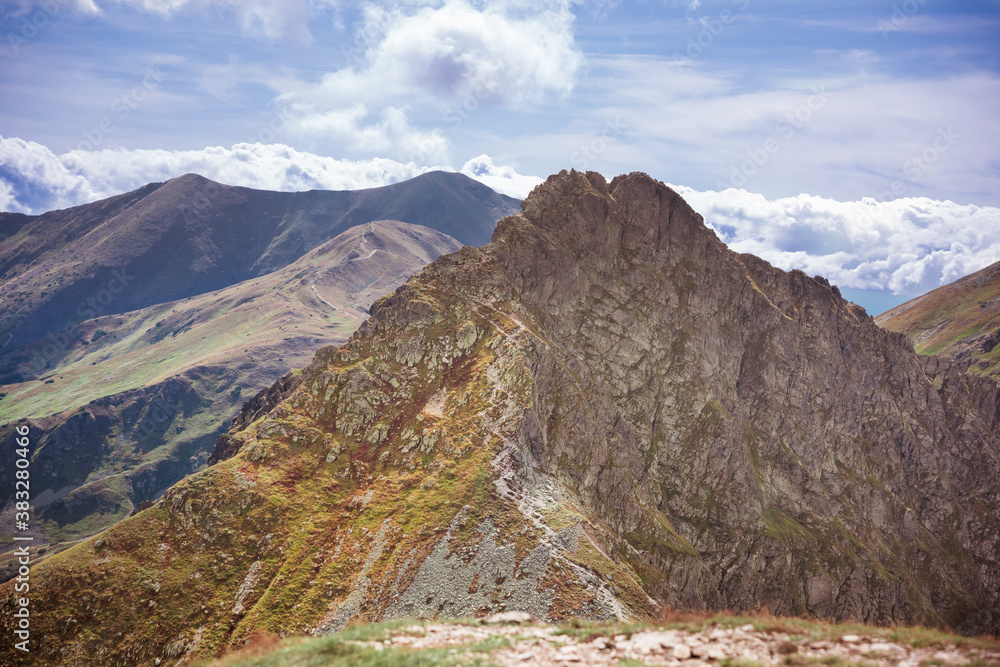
[{"xmin": 4, "ymin": 171, "xmax": 998, "ymax": 666}]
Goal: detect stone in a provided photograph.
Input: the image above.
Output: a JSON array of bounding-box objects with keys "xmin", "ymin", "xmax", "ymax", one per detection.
[
  {"xmin": 708, "ymin": 646, "xmax": 728, "ymax": 661},
  {"xmin": 483, "ymin": 611, "xmax": 536, "ymax": 625},
  {"xmin": 631, "ymin": 631, "xmax": 675, "ymax": 654}
]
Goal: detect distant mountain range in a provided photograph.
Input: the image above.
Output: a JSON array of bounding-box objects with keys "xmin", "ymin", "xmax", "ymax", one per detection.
[
  {"xmin": 0, "ymin": 172, "xmax": 517, "ymax": 565},
  {"xmin": 4, "ymin": 170, "xmax": 996, "ymax": 666},
  {"xmin": 0, "ymin": 170, "xmax": 518, "ymax": 365}
]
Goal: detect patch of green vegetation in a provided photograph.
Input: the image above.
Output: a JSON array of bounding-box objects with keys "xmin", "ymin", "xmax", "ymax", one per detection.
[
  {"xmin": 206, "ymin": 621, "xmax": 504, "ymax": 667},
  {"xmin": 761, "ymin": 507, "xmax": 817, "ymax": 546}
]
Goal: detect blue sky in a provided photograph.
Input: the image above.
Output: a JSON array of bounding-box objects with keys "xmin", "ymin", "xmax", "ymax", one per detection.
[{"xmin": 1, "ymin": 0, "xmax": 999, "ymax": 313}]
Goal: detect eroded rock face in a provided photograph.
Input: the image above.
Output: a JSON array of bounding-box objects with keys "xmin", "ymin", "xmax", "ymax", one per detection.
[
  {"xmin": 354, "ymin": 170, "xmax": 1000, "ymax": 632},
  {"xmin": 5, "ymin": 170, "xmax": 999, "ymax": 666},
  {"xmin": 208, "ymin": 371, "xmax": 304, "ymax": 465},
  {"xmin": 445, "ymin": 170, "xmax": 999, "ymax": 632}
]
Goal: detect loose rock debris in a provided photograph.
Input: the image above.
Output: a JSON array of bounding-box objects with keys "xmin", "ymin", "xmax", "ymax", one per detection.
[{"xmin": 347, "ymin": 615, "xmax": 1000, "ymax": 667}]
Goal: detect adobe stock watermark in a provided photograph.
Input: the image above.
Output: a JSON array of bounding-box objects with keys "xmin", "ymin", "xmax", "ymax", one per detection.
[
  {"xmin": 670, "ymin": 0, "xmax": 751, "ymax": 66},
  {"xmin": 70, "ymin": 64, "xmax": 166, "ymax": 152},
  {"xmin": 877, "ymin": 0, "xmax": 929, "ymax": 40},
  {"xmin": 571, "ymin": 117, "xmax": 628, "ymax": 171},
  {"xmin": 864, "ymin": 126, "xmax": 959, "ymax": 205},
  {"xmin": 403, "ymin": 65, "xmax": 505, "ymax": 164},
  {"xmin": 246, "ymin": 112, "xmax": 285, "ymax": 144},
  {"xmin": 17, "ymin": 268, "xmax": 135, "ymax": 380},
  {"xmin": 178, "ymin": 175, "xmax": 227, "ymax": 225},
  {"xmin": 444, "ymin": 64, "xmax": 505, "ymax": 128},
  {"xmin": 10, "ymin": 424, "xmax": 33, "ymax": 653},
  {"xmin": 133, "ymin": 395, "xmax": 180, "ymax": 439},
  {"xmin": 6, "ymin": 0, "xmax": 72, "ymax": 57},
  {"xmin": 718, "ymin": 85, "xmax": 830, "ymax": 190},
  {"xmin": 337, "ymin": 1, "xmax": 430, "ymax": 65},
  {"xmin": 214, "ymin": 0, "xmax": 241, "ymax": 21}
]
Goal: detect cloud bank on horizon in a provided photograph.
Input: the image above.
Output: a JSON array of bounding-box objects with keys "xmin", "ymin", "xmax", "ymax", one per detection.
[
  {"xmin": 1, "ymin": 0, "xmax": 999, "ymax": 309},
  {"xmin": 0, "ymin": 134, "xmax": 540, "ymax": 207},
  {"xmin": 2, "ymin": 135, "xmax": 997, "ymax": 309}
]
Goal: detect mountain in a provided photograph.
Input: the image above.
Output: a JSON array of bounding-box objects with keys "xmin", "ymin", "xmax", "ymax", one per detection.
[
  {"xmin": 876, "ymin": 260, "xmax": 1000, "ymax": 378},
  {"xmin": 3, "ymin": 171, "xmax": 998, "ymax": 666},
  {"xmin": 0, "ymin": 170, "xmax": 519, "ymax": 363},
  {"xmin": 0, "ymin": 220, "xmax": 462, "ymax": 564}
]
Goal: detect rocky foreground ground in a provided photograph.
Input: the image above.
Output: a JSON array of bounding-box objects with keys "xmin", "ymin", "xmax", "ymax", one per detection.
[{"xmin": 217, "ymin": 613, "xmax": 1000, "ymax": 666}]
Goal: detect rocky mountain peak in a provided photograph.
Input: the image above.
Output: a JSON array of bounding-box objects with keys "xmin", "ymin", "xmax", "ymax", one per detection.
[
  {"xmin": 4, "ymin": 171, "xmax": 999, "ymax": 666},
  {"xmin": 496, "ymin": 170, "xmax": 713, "ymax": 281}
]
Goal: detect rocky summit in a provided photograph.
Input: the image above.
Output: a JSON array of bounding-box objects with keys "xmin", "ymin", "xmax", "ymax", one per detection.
[{"xmin": 3, "ymin": 170, "xmax": 999, "ymax": 665}]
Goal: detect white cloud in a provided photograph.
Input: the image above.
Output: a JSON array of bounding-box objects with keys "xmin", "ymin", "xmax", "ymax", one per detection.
[
  {"xmin": 580, "ymin": 58, "xmax": 1000, "ymax": 206},
  {"xmin": 279, "ymin": 102, "xmax": 451, "ymax": 163},
  {"xmin": 0, "ymin": 136, "xmax": 542, "ymax": 212},
  {"xmin": 275, "ymin": 0, "xmax": 583, "ymax": 160},
  {"xmin": 0, "ymin": 136, "xmax": 100, "ymax": 211},
  {"xmin": 346, "ymin": 0, "xmax": 581, "ymax": 107},
  {"xmin": 460, "ymin": 154, "xmax": 542, "ymax": 198},
  {"xmin": 0, "ymin": 179, "xmax": 20, "ymax": 213},
  {"xmin": 675, "ymin": 185, "xmax": 1000, "ymax": 297},
  {"xmin": 0, "ymin": 137, "xmax": 444, "ymax": 213}
]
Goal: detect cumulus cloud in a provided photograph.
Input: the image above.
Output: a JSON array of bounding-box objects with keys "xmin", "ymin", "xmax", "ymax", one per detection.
[
  {"xmin": 675, "ymin": 185, "xmax": 1000, "ymax": 297},
  {"xmin": 0, "ymin": 136, "xmax": 541, "ymax": 213},
  {"xmin": 0, "ymin": 136, "xmax": 440, "ymax": 213},
  {"xmin": 460, "ymin": 154, "xmax": 542, "ymax": 198},
  {"xmin": 278, "ymin": 102, "xmax": 452, "ymax": 163},
  {"xmin": 338, "ymin": 0, "xmax": 582, "ymax": 106},
  {"xmin": 0, "ymin": 136, "xmax": 101, "ymax": 212},
  {"xmin": 276, "ymin": 0, "xmax": 583, "ymax": 160}
]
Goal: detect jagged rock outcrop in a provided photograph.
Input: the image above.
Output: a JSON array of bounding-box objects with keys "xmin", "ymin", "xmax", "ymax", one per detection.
[
  {"xmin": 208, "ymin": 371, "xmax": 304, "ymax": 465},
  {"xmin": 4, "ymin": 170, "xmax": 999, "ymax": 666}
]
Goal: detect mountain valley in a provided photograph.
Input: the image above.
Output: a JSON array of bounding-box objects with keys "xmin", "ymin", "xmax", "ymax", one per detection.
[{"xmin": 0, "ymin": 172, "xmax": 515, "ymax": 565}]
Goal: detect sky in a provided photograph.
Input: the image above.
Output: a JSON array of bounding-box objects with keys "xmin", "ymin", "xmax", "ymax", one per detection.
[{"xmin": 1, "ymin": 0, "xmax": 999, "ymax": 314}]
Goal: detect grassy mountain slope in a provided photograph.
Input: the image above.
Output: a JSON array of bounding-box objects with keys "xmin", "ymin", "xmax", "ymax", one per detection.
[
  {"xmin": 0, "ymin": 171, "xmax": 518, "ymax": 359},
  {"xmin": 876, "ymin": 260, "xmax": 1000, "ymax": 377},
  {"xmin": 0, "ymin": 221, "xmax": 462, "ymax": 555},
  {"xmin": 3, "ymin": 171, "xmax": 998, "ymax": 667}
]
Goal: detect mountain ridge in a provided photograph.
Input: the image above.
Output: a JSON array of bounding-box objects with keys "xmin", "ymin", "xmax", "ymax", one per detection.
[
  {"xmin": 3, "ymin": 170, "xmax": 998, "ymax": 666},
  {"xmin": 0, "ymin": 170, "xmax": 519, "ymax": 359}
]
